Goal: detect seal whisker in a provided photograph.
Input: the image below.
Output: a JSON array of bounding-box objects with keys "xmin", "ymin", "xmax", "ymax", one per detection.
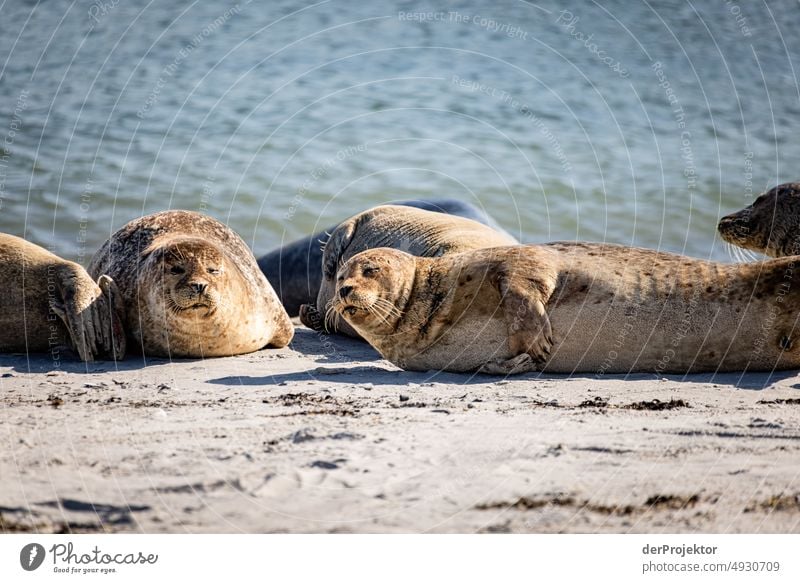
[
  {"xmin": 367, "ymin": 301, "xmax": 395, "ymax": 329},
  {"xmin": 375, "ymin": 297, "xmax": 404, "ymax": 321},
  {"xmin": 742, "ymin": 248, "xmax": 758, "ymax": 262},
  {"xmin": 324, "ymin": 301, "xmax": 340, "ymax": 332}
]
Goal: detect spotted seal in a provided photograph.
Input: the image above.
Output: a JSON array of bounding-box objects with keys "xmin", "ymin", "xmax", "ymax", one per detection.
[
  {"xmin": 332, "ymin": 242, "xmax": 800, "ymax": 374},
  {"xmin": 0, "ymin": 233, "xmax": 124, "ymax": 361},
  {"xmin": 88, "ymin": 210, "xmax": 293, "ymax": 358}
]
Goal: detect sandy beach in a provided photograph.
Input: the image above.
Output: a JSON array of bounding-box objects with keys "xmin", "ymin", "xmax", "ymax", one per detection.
[{"xmin": 1, "ymin": 323, "xmax": 799, "ymax": 534}]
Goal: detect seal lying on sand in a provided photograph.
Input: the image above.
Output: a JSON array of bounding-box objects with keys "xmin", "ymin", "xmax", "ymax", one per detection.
[
  {"xmin": 718, "ymin": 182, "xmax": 800, "ymax": 257},
  {"xmin": 257, "ymin": 199, "xmax": 513, "ymax": 316},
  {"xmin": 0, "ymin": 233, "xmax": 125, "ymax": 361},
  {"xmin": 298, "ymin": 204, "xmax": 517, "ymax": 338},
  {"xmin": 89, "ymin": 210, "xmax": 293, "ymax": 358},
  {"xmin": 332, "ymin": 242, "xmax": 800, "ymax": 374}
]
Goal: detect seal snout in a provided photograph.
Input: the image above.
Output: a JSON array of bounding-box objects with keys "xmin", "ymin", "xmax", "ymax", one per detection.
[
  {"xmin": 189, "ymin": 282, "xmax": 208, "ymax": 294},
  {"xmin": 339, "ymin": 285, "xmax": 354, "ymax": 299},
  {"xmin": 717, "ymin": 211, "xmax": 752, "ymax": 242}
]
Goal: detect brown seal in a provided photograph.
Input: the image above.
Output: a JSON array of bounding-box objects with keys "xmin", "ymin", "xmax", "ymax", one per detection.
[
  {"xmin": 298, "ymin": 204, "xmax": 517, "ymax": 337},
  {"xmin": 88, "ymin": 210, "xmax": 293, "ymax": 358},
  {"xmin": 0, "ymin": 233, "xmax": 125, "ymax": 361},
  {"xmin": 718, "ymin": 182, "xmax": 800, "ymax": 257},
  {"xmin": 332, "ymin": 242, "xmax": 800, "ymax": 374}
]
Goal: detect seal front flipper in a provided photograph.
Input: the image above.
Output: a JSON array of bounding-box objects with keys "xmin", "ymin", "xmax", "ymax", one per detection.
[
  {"xmin": 478, "ymin": 353, "xmax": 537, "ymax": 375},
  {"xmin": 299, "ymin": 303, "xmax": 324, "ymax": 331},
  {"xmin": 495, "ymin": 265, "xmax": 555, "ymax": 365},
  {"xmin": 52, "ymin": 266, "xmax": 96, "ymax": 361},
  {"xmin": 95, "ymin": 275, "xmax": 126, "ymax": 360}
]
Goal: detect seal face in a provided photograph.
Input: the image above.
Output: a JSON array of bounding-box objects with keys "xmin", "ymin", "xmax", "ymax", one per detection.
[
  {"xmin": 718, "ymin": 182, "xmax": 800, "ymax": 257},
  {"xmin": 299, "ymin": 204, "xmax": 517, "ymax": 337},
  {"xmin": 257, "ymin": 199, "xmax": 514, "ymax": 316},
  {"xmin": 334, "ymin": 243, "xmax": 800, "ymax": 375},
  {"xmin": 0, "ymin": 233, "xmax": 125, "ymax": 361},
  {"xmin": 88, "ymin": 210, "xmax": 293, "ymax": 358}
]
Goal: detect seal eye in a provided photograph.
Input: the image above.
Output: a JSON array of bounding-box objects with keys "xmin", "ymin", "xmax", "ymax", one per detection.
[
  {"xmin": 362, "ymin": 266, "xmax": 379, "ymax": 276},
  {"xmin": 207, "ymin": 268, "xmax": 220, "ymax": 275},
  {"xmin": 170, "ymin": 266, "xmax": 185, "ymax": 275}
]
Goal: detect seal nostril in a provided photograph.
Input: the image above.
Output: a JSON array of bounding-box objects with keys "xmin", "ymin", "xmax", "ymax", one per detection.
[
  {"xmin": 190, "ymin": 282, "xmax": 207, "ymax": 294},
  {"xmin": 339, "ymin": 285, "xmax": 353, "ymax": 299}
]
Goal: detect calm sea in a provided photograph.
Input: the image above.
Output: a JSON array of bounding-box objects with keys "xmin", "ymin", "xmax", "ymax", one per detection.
[{"xmin": 1, "ymin": 0, "xmax": 798, "ymax": 264}]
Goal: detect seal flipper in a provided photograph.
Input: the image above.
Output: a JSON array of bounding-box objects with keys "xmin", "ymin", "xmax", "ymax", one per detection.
[
  {"xmin": 96, "ymin": 275, "xmax": 126, "ymax": 360},
  {"xmin": 299, "ymin": 303, "xmax": 324, "ymax": 331},
  {"xmin": 495, "ymin": 267, "xmax": 555, "ymax": 366},
  {"xmin": 478, "ymin": 353, "xmax": 537, "ymax": 375},
  {"xmin": 52, "ymin": 268, "xmax": 96, "ymax": 361}
]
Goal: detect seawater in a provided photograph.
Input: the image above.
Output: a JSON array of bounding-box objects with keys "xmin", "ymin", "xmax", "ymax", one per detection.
[{"xmin": 0, "ymin": 0, "xmax": 798, "ymax": 264}]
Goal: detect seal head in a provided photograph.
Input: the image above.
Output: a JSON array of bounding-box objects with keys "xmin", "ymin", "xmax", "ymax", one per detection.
[
  {"xmin": 148, "ymin": 238, "xmax": 226, "ymax": 316},
  {"xmin": 718, "ymin": 182, "xmax": 800, "ymax": 257},
  {"xmin": 331, "ymin": 248, "xmax": 416, "ymax": 336}
]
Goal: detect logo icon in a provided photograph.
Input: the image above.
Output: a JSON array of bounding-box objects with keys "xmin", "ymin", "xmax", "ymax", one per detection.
[{"xmin": 20, "ymin": 543, "xmax": 46, "ymax": 571}]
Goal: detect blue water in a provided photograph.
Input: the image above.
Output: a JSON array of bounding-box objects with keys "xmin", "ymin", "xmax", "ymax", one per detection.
[{"xmin": 1, "ymin": 0, "xmax": 798, "ymax": 264}]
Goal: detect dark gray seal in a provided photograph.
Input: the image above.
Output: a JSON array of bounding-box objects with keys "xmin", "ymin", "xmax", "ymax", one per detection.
[
  {"xmin": 718, "ymin": 182, "xmax": 800, "ymax": 257},
  {"xmin": 257, "ymin": 199, "xmax": 513, "ymax": 316},
  {"xmin": 89, "ymin": 210, "xmax": 293, "ymax": 358}
]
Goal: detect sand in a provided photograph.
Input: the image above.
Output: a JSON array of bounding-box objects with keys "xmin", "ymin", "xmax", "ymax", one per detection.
[{"xmin": 1, "ymin": 324, "xmax": 799, "ymax": 534}]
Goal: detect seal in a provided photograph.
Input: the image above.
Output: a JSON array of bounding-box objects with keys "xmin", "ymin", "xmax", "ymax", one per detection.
[
  {"xmin": 332, "ymin": 242, "xmax": 800, "ymax": 374},
  {"xmin": 0, "ymin": 233, "xmax": 125, "ymax": 361},
  {"xmin": 88, "ymin": 210, "xmax": 293, "ymax": 358},
  {"xmin": 257, "ymin": 199, "xmax": 514, "ymax": 316},
  {"xmin": 718, "ymin": 182, "xmax": 800, "ymax": 257},
  {"xmin": 298, "ymin": 204, "xmax": 517, "ymax": 337}
]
